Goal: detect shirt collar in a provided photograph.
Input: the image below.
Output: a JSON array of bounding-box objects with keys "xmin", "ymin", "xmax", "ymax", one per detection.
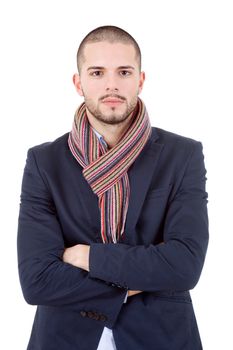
[{"xmin": 92, "ymin": 127, "xmax": 108, "ymax": 148}]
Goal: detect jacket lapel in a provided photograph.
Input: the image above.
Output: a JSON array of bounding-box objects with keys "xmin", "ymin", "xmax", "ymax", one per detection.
[{"xmin": 124, "ymin": 128, "xmax": 164, "ymax": 233}]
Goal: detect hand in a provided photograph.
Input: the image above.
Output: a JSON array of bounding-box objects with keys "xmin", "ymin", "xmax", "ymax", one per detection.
[
  {"xmin": 127, "ymin": 290, "xmax": 142, "ymax": 297},
  {"xmin": 63, "ymin": 244, "xmax": 90, "ymax": 271}
]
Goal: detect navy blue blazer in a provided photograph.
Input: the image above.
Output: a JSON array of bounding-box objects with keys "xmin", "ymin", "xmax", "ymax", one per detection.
[{"xmin": 17, "ymin": 127, "xmax": 209, "ymax": 350}]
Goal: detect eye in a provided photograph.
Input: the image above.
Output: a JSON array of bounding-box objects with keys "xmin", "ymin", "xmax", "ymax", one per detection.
[
  {"xmin": 120, "ymin": 70, "xmax": 131, "ymax": 76},
  {"xmin": 90, "ymin": 71, "xmax": 103, "ymax": 77}
]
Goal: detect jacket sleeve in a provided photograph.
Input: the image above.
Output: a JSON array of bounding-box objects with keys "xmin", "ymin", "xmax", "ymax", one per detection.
[
  {"xmin": 17, "ymin": 148, "xmax": 126, "ymax": 327},
  {"xmin": 89, "ymin": 141, "xmax": 209, "ymax": 292}
]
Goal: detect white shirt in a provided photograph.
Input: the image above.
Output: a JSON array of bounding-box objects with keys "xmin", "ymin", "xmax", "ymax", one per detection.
[{"xmin": 92, "ymin": 127, "xmax": 128, "ymax": 350}]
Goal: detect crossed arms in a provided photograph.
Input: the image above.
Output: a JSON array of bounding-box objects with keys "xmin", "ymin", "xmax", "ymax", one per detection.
[
  {"xmin": 17, "ymin": 141, "xmax": 208, "ymax": 327},
  {"xmin": 63, "ymin": 244, "xmax": 142, "ymax": 297}
]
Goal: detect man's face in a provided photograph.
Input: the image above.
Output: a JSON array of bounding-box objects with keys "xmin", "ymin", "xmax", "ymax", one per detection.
[{"xmin": 73, "ymin": 41, "xmax": 145, "ymax": 125}]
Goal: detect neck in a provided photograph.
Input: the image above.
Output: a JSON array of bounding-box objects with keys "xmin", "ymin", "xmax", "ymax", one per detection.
[{"xmin": 86, "ymin": 110, "xmax": 135, "ymax": 149}]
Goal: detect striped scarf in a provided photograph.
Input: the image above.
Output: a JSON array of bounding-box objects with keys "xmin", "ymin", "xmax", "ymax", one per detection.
[{"xmin": 68, "ymin": 97, "xmax": 151, "ymax": 243}]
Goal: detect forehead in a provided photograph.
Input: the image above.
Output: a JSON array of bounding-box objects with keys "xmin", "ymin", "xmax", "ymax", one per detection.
[{"xmin": 82, "ymin": 41, "xmax": 137, "ymax": 68}]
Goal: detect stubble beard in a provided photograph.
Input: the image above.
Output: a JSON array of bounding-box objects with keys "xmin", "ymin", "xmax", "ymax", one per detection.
[{"xmin": 84, "ymin": 95, "xmax": 139, "ymax": 126}]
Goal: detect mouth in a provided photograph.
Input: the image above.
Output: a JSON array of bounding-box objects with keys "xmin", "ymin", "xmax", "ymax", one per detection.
[{"xmin": 102, "ymin": 98, "xmax": 124, "ymax": 106}]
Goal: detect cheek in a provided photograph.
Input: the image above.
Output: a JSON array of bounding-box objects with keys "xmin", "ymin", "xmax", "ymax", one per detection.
[
  {"xmin": 82, "ymin": 80, "xmax": 104, "ymax": 96},
  {"xmin": 120, "ymin": 77, "xmax": 140, "ymax": 91}
]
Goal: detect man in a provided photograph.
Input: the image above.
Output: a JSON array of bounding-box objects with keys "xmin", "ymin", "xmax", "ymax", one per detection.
[{"xmin": 17, "ymin": 25, "xmax": 209, "ymax": 350}]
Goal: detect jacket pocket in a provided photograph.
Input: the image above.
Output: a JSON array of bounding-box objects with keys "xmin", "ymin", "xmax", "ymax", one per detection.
[
  {"xmin": 150, "ymin": 290, "xmax": 192, "ymax": 304},
  {"xmin": 147, "ymin": 185, "xmax": 172, "ymax": 199}
]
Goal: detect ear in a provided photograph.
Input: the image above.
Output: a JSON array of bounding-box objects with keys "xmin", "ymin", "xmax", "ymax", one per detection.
[
  {"xmin": 73, "ymin": 73, "xmax": 84, "ymax": 96},
  {"xmin": 138, "ymin": 71, "xmax": 145, "ymax": 94}
]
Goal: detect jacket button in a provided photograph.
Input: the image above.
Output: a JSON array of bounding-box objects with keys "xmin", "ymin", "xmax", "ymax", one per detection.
[
  {"xmin": 87, "ymin": 311, "xmax": 96, "ymax": 319},
  {"xmin": 93, "ymin": 313, "xmax": 100, "ymax": 321},
  {"xmin": 99, "ymin": 314, "xmax": 107, "ymax": 321},
  {"xmin": 80, "ymin": 311, "xmax": 87, "ymax": 318}
]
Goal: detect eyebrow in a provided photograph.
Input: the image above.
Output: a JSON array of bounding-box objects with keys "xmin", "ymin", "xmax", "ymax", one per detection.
[{"xmin": 87, "ymin": 65, "xmax": 135, "ymax": 71}]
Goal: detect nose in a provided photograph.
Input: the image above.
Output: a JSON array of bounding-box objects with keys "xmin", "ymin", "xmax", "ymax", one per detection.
[{"xmin": 105, "ymin": 73, "xmax": 119, "ymax": 92}]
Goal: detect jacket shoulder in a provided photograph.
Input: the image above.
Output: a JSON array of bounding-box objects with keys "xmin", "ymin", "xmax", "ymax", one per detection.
[
  {"xmin": 152, "ymin": 126, "xmax": 201, "ymax": 145},
  {"xmin": 151, "ymin": 127, "xmax": 203, "ymax": 156},
  {"xmin": 28, "ymin": 132, "xmax": 69, "ymax": 156}
]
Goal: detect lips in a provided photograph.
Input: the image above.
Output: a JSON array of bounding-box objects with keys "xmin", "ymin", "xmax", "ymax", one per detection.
[{"xmin": 102, "ymin": 98, "xmax": 123, "ymax": 103}]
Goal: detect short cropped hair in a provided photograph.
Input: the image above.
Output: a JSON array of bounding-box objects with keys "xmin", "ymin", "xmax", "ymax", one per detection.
[{"xmin": 76, "ymin": 25, "xmax": 141, "ymax": 73}]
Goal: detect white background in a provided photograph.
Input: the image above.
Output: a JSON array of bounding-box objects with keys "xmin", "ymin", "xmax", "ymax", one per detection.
[{"xmin": 0, "ymin": 0, "xmax": 232, "ymax": 349}]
